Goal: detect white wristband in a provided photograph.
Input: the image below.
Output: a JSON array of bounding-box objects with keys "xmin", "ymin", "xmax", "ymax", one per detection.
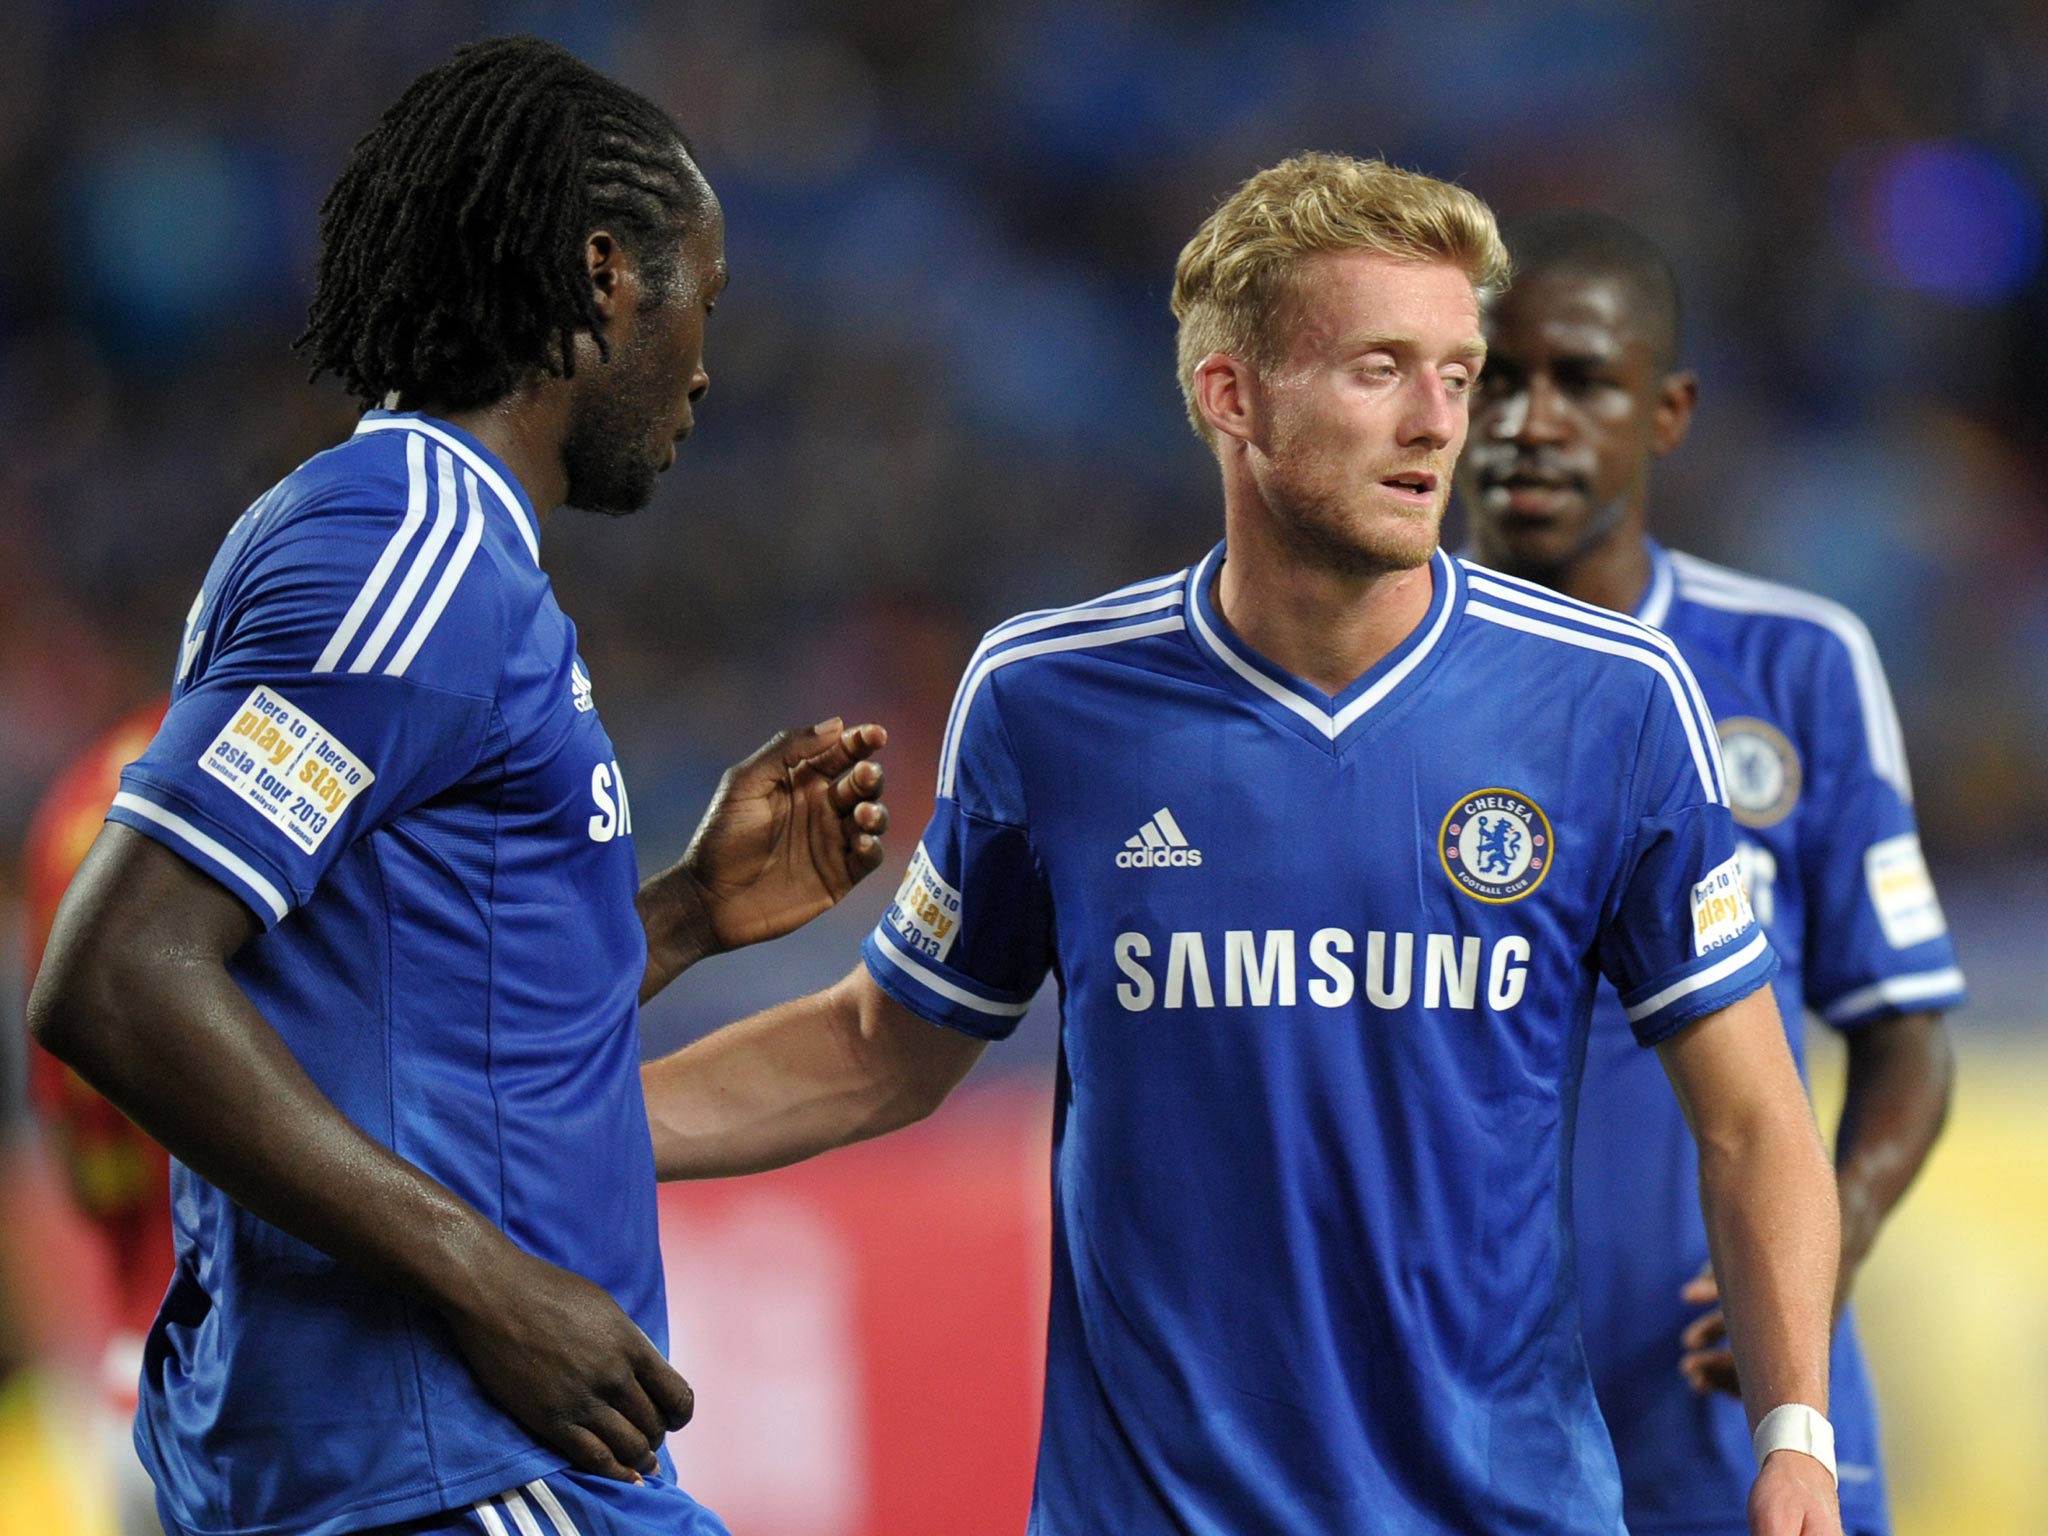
[{"xmin": 1752, "ymin": 1403, "xmax": 1837, "ymax": 1485}]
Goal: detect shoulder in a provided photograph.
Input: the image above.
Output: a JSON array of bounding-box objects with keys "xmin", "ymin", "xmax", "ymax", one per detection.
[
  {"xmin": 1458, "ymin": 558, "xmax": 1692, "ymax": 694},
  {"xmin": 1458, "ymin": 558, "xmax": 1727, "ymax": 802},
  {"xmin": 223, "ymin": 428, "xmax": 529, "ymax": 687},
  {"xmin": 1668, "ymin": 550, "xmax": 1908, "ymax": 788},
  {"xmin": 1667, "ymin": 551, "xmax": 1882, "ymax": 662},
  {"xmin": 961, "ymin": 566, "xmax": 1191, "ymax": 697},
  {"xmin": 936, "ymin": 565, "xmax": 1191, "ymax": 796}
]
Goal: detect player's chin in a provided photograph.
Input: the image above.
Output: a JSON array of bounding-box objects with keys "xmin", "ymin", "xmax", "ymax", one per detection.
[
  {"xmin": 564, "ymin": 461, "xmax": 662, "ymax": 518},
  {"xmin": 1353, "ymin": 501, "xmax": 1444, "ymax": 569}
]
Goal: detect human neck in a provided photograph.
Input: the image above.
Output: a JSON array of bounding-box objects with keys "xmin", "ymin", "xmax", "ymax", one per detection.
[
  {"xmin": 1536, "ymin": 517, "xmax": 1654, "ymax": 617},
  {"xmin": 1213, "ymin": 499, "xmax": 1437, "ymax": 698},
  {"xmin": 397, "ymin": 381, "xmax": 571, "ymax": 520}
]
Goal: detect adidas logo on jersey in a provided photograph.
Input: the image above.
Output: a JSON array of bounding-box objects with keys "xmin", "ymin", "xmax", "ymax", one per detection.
[
  {"xmin": 571, "ymin": 662, "xmax": 595, "ymax": 713},
  {"xmin": 1116, "ymin": 808, "xmax": 1203, "ymax": 868}
]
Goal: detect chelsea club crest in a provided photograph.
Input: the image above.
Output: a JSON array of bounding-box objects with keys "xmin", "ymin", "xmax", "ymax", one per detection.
[
  {"xmin": 1716, "ymin": 717, "xmax": 1801, "ymax": 829},
  {"xmin": 1439, "ymin": 788, "xmax": 1553, "ymax": 904}
]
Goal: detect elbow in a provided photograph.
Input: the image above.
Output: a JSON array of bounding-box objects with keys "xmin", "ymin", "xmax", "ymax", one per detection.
[
  {"xmin": 27, "ymin": 949, "xmax": 101, "ymax": 1066},
  {"xmin": 27, "ymin": 926, "xmax": 137, "ymax": 1078}
]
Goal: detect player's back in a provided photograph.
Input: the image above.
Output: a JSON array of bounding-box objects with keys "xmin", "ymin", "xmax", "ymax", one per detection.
[
  {"xmin": 108, "ymin": 413, "xmax": 664, "ymax": 1536},
  {"xmin": 1572, "ymin": 542, "xmax": 1965, "ymax": 1535},
  {"xmin": 867, "ymin": 548, "xmax": 1778, "ymax": 1535}
]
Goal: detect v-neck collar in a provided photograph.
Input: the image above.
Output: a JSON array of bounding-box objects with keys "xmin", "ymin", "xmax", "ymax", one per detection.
[
  {"xmin": 1634, "ymin": 539, "xmax": 1675, "ymax": 629},
  {"xmin": 1181, "ymin": 540, "xmax": 1463, "ymax": 752}
]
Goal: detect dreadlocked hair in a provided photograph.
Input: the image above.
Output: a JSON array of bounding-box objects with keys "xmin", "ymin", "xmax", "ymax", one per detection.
[{"xmin": 298, "ymin": 35, "xmax": 710, "ymax": 411}]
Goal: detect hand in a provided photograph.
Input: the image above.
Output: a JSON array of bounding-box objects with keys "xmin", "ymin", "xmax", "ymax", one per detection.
[
  {"xmin": 1679, "ymin": 1263, "xmax": 1741, "ymax": 1398},
  {"xmin": 441, "ymin": 1237, "xmax": 693, "ymax": 1483},
  {"xmin": 1748, "ymin": 1450, "xmax": 1842, "ymax": 1535},
  {"xmin": 683, "ymin": 719, "xmax": 890, "ymax": 952}
]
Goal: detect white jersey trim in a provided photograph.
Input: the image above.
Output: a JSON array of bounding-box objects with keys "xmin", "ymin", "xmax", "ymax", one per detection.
[
  {"xmin": 1623, "ymin": 930, "xmax": 1771, "ymax": 1023},
  {"xmin": 1183, "ymin": 545, "xmax": 1460, "ymax": 740},
  {"xmin": 523, "ymin": 1479, "xmax": 585, "ymax": 1536},
  {"xmin": 938, "ymin": 581, "xmax": 1187, "ymax": 786},
  {"xmin": 471, "ymin": 1500, "xmax": 511, "ymax": 1536},
  {"xmin": 1818, "ymin": 967, "xmax": 1966, "ymax": 1025},
  {"xmin": 938, "ymin": 615, "xmax": 1187, "ymax": 800},
  {"xmin": 1636, "ymin": 545, "xmax": 1676, "ymax": 629},
  {"xmin": 354, "ymin": 415, "xmax": 541, "ymax": 564},
  {"xmin": 349, "ymin": 445, "xmax": 459, "ymax": 674},
  {"xmin": 1466, "ymin": 568, "xmax": 1727, "ymax": 803},
  {"xmin": 497, "ymin": 1488, "xmax": 548, "ymax": 1536},
  {"xmin": 1466, "ymin": 600, "xmax": 1727, "ymax": 805},
  {"xmin": 1670, "ymin": 552, "xmax": 1912, "ymax": 798},
  {"xmin": 872, "ymin": 923, "xmax": 1034, "ymax": 1017},
  {"xmin": 112, "ymin": 791, "xmax": 291, "ymax": 923},
  {"xmin": 386, "ymin": 469, "xmax": 487, "ymax": 677},
  {"xmin": 314, "ymin": 432, "xmax": 429, "ymax": 673}
]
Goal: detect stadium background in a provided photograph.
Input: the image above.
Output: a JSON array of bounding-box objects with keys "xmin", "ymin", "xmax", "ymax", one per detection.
[{"xmin": 1, "ymin": 1, "xmax": 2043, "ymax": 1531}]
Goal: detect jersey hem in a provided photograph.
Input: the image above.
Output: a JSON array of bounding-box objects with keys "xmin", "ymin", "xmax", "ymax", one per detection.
[
  {"xmin": 146, "ymin": 1444, "xmax": 569, "ymax": 1536},
  {"xmin": 861, "ymin": 937, "xmax": 1022, "ymax": 1042},
  {"xmin": 1630, "ymin": 941, "xmax": 1780, "ymax": 1048},
  {"xmin": 107, "ymin": 779, "xmax": 296, "ymax": 928},
  {"xmin": 1816, "ymin": 971, "xmax": 1967, "ymax": 1030}
]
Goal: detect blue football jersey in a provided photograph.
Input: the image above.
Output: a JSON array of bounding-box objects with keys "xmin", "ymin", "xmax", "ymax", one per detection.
[
  {"xmin": 1571, "ymin": 543, "xmax": 1966, "ymax": 1536},
  {"xmin": 108, "ymin": 414, "xmax": 675, "ymax": 1536},
  {"xmin": 862, "ymin": 542, "xmax": 1778, "ymax": 1535}
]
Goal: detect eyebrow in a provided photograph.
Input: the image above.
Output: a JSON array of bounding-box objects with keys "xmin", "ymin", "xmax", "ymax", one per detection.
[{"xmin": 1338, "ymin": 332, "xmax": 1488, "ymax": 363}]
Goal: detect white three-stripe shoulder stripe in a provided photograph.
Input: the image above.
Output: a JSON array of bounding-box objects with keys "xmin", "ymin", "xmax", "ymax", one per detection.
[
  {"xmin": 314, "ymin": 438, "xmax": 486, "ymax": 679},
  {"xmin": 1670, "ymin": 553, "xmax": 1913, "ymax": 798},
  {"xmin": 1463, "ymin": 567, "xmax": 1728, "ymax": 805},
  {"xmin": 355, "ymin": 414, "xmax": 540, "ymax": 563},
  {"xmin": 937, "ymin": 577, "xmax": 1189, "ymax": 800}
]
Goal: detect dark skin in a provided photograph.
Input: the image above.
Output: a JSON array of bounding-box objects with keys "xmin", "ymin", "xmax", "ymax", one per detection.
[
  {"xmin": 28, "ymin": 200, "xmax": 892, "ymax": 1483},
  {"xmin": 1457, "ymin": 264, "xmax": 1954, "ymax": 1398}
]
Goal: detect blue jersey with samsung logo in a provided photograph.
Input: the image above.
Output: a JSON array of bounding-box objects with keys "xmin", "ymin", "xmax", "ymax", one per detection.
[
  {"xmin": 1572, "ymin": 543, "xmax": 1967, "ymax": 1536},
  {"xmin": 108, "ymin": 413, "xmax": 675, "ymax": 1536},
  {"xmin": 862, "ymin": 541, "xmax": 1778, "ymax": 1536}
]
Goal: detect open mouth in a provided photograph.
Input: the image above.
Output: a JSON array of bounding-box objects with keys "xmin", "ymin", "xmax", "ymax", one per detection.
[{"xmin": 1379, "ymin": 471, "xmax": 1438, "ymax": 502}]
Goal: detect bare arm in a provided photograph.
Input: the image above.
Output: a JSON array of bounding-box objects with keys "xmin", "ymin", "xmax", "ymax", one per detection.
[
  {"xmin": 1833, "ymin": 1009, "xmax": 1950, "ymax": 1311},
  {"xmin": 1680, "ymin": 1008, "xmax": 1954, "ymax": 1393},
  {"xmin": 1656, "ymin": 985, "xmax": 1841, "ymax": 1533},
  {"xmin": 642, "ymin": 966, "xmax": 986, "ymax": 1180},
  {"xmin": 29, "ymin": 826, "xmax": 690, "ymax": 1484}
]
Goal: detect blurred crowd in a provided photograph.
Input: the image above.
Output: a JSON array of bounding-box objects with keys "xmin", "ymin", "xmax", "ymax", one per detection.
[{"xmin": 2, "ymin": 0, "xmax": 2045, "ymax": 1061}]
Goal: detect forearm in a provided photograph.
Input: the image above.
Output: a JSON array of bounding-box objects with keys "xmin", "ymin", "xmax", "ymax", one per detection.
[
  {"xmin": 31, "ymin": 915, "xmax": 508, "ymax": 1313},
  {"xmin": 1832, "ymin": 1011, "xmax": 1951, "ymax": 1301},
  {"xmin": 642, "ymin": 969, "xmax": 979, "ymax": 1180},
  {"xmin": 1696, "ymin": 1103, "xmax": 1840, "ymax": 1428},
  {"xmin": 637, "ymin": 863, "xmax": 720, "ymax": 1004}
]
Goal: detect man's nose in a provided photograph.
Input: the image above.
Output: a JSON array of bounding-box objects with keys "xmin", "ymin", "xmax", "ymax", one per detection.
[{"xmin": 1399, "ymin": 373, "xmax": 1460, "ymax": 451}]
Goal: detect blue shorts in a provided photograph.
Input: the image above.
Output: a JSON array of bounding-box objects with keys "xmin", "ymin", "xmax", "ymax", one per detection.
[{"xmin": 157, "ymin": 1468, "xmax": 733, "ymax": 1536}]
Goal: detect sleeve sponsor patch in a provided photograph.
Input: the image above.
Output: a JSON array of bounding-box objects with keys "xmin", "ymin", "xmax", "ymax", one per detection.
[
  {"xmin": 1865, "ymin": 833, "xmax": 1947, "ymax": 949},
  {"xmin": 882, "ymin": 842, "xmax": 962, "ymax": 962},
  {"xmin": 1691, "ymin": 854, "xmax": 1756, "ymax": 956},
  {"xmin": 199, "ymin": 686, "xmax": 374, "ymax": 856}
]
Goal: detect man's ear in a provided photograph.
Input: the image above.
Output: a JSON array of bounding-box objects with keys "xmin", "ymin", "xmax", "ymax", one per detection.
[
  {"xmin": 1651, "ymin": 369, "xmax": 1698, "ymax": 457},
  {"xmin": 585, "ymin": 231, "xmax": 634, "ymax": 321},
  {"xmin": 1193, "ymin": 352, "xmax": 1262, "ymax": 448}
]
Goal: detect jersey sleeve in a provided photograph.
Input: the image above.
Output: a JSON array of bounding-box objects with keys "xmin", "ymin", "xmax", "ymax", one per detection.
[
  {"xmin": 861, "ymin": 665, "xmax": 1053, "ymax": 1040},
  {"xmin": 1793, "ymin": 624, "xmax": 1967, "ymax": 1030},
  {"xmin": 1595, "ymin": 653, "xmax": 1780, "ymax": 1046},
  {"xmin": 109, "ymin": 492, "xmax": 501, "ymax": 929}
]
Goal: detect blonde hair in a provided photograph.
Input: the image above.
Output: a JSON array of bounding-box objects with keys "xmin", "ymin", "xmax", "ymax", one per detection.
[{"xmin": 1171, "ymin": 153, "xmax": 1509, "ymax": 443}]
